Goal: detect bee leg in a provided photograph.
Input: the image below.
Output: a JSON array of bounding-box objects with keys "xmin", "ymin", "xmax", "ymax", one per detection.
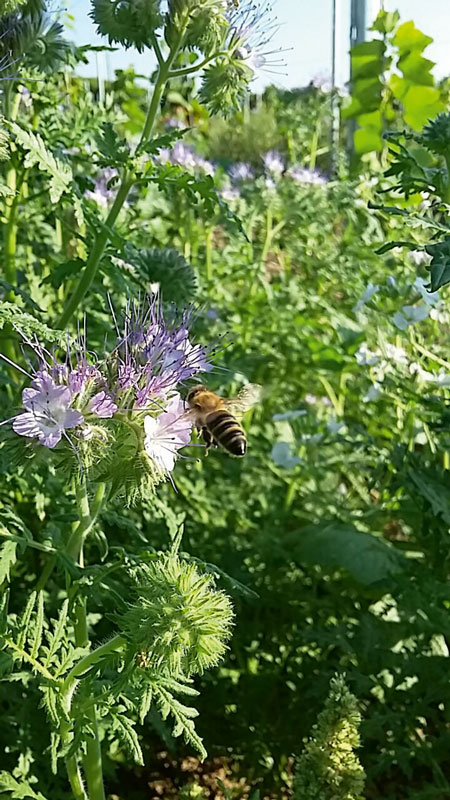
[{"xmin": 201, "ymin": 427, "xmax": 214, "ymax": 456}]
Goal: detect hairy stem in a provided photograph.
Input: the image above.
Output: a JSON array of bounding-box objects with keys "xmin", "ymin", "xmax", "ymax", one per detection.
[
  {"xmin": 57, "ymin": 26, "xmax": 187, "ymax": 329},
  {"xmin": 62, "ymin": 480, "xmax": 110, "ymax": 800}
]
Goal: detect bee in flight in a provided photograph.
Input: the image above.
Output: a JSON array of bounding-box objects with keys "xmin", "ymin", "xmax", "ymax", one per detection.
[{"xmin": 186, "ymin": 384, "xmax": 262, "ymax": 457}]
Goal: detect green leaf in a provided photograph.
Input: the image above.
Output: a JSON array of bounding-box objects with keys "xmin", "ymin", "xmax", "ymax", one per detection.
[
  {"xmin": 96, "ymin": 122, "xmax": 130, "ymax": 165},
  {"xmin": 41, "ymin": 259, "xmax": 85, "ymax": 290},
  {"xmin": 17, "ymin": 592, "xmax": 37, "ymax": 650},
  {"xmin": 0, "ymin": 772, "xmax": 48, "ymax": 800},
  {"xmin": 354, "ymin": 127, "xmax": 383, "ymax": 155},
  {"xmin": 408, "ymin": 469, "xmax": 450, "ymax": 523},
  {"xmin": 43, "ymin": 599, "xmax": 69, "ymax": 667},
  {"xmin": 289, "ymin": 523, "xmax": 405, "ymax": 585},
  {"xmin": 425, "ymin": 237, "xmax": 450, "ymax": 291},
  {"xmin": 392, "ymin": 21, "xmax": 433, "ymax": 54},
  {"xmin": 403, "ymin": 86, "xmax": 444, "ymax": 130},
  {"xmin": 140, "ymin": 127, "xmax": 189, "ymax": 156},
  {"xmin": 9, "ymin": 123, "xmax": 73, "ymax": 203},
  {"xmin": 371, "ymin": 9, "xmax": 400, "ymax": 34},
  {"xmin": 0, "ymin": 302, "xmax": 69, "ymax": 345},
  {"xmin": 111, "ymin": 712, "xmax": 144, "ymax": 765},
  {"xmin": 0, "ymin": 541, "xmax": 17, "ymax": 586},
  {"xmin": 0, "ymin": 589, "xmax": 10, "ymax": 635},
  {"xmin": 30, "ymin": 592, "xmax": 44, "ymax": 660}
]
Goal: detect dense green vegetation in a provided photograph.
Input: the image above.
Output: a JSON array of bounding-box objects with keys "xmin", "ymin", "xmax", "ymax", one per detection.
[{"xmin": 2, "ymin": 3, "xmax": 450, "ymax": 799}]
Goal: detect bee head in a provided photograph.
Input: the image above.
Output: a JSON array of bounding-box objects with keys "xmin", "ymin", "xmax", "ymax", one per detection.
[{"xmin": 186, "ymin": 385, "xmax": 207, "ymax": 407}]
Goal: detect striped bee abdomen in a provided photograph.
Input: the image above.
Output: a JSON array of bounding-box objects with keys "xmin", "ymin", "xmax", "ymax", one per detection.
[{"xmin": 205, "ymin": 410, "xmax": 247, "ymax": 456}]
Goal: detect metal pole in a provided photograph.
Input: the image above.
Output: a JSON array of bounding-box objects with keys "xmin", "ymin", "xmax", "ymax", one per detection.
[
  {"xmin": 348, "ymin": 0, "xmax": 368, "ymax": 156},
  {"xmin": 330, "ymin": 0, "xmax": 341, "ymax": 175}
]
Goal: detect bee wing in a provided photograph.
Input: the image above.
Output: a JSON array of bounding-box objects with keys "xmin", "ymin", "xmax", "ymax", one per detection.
[{"xmin": 223, "ymin": 383, "xmax": 263, "ymax": 417}]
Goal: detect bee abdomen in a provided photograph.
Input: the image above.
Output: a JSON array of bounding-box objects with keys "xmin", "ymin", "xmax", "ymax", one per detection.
[{"xmin": 206, "ymin": 411, "xmax": 247, "ymax": 457}]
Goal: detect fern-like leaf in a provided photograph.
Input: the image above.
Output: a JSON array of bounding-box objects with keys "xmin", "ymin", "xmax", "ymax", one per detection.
[
  {"xmin": 9, "ymin": 122, "xmax": 73, "ymax": 202},
  {"xmin": 0, "ymin": 302, "xmax": 69, "ymax": 344},
  {"xmin": 30, "ymin": 591, "xmax": 44, "ymax": 659},
  {"xmin": 16, "ymin": 592, "xmax": 37, "ymax": 651},
  {"xmin": 153, "ymin": 683, "xmax": 207, "ymax": 761},
  {"xmin": 43, "ymin": 599, "xmax": 69, "ymax": 667},
  {"xmin": 0, "ymin": 540, "xmax": 18, "ymax": 587},
  {"xmin": 111, "ymin": 710, "xmax": 144, "ymax": 765},
  {"xmin": 0, "ymin": 771, "xmax": 48, "ymax": 800}
]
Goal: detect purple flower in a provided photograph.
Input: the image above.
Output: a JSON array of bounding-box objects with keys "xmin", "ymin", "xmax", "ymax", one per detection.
[
  {"xmin": 263, "ymin": 150, "xmax": 285, "ymax": 176},
  {"xmin": 88, "ymin": 391, "xmax": 118, "ymax": 418},
  {"xmin": 229, "ymin": 162, "xmax": 254, "ymax": 182},
  {"xmin": 220, "ymin": 186, "xmax": 240, "ymax": 203},
  {"xmin": 84, "ymin": 167, "xmax": 118, "ymax": 208},
  {"xmin": 286, "ymin": 165, "xmax": 327, "ymax": 186},
  {"xmin": 144, "ymin": 393, "xmax": 193, "ymax": 473},
  {"xmin": 226, "ymin": 0, "xmax": 284, "ymax": 75},
  {"xmin": 112, "ymin": 298, "xmax": 214, "ymax": 409},
  {"xmin": 12, "ymin": 373, "xmax": 84, "ymax": 448},
  {"xmin": 157, "ymin": 142, "xmax": 215, "ymax": 176}
]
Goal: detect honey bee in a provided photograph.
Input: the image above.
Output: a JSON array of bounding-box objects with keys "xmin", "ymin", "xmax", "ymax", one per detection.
[{"xmin": 186, "ymin": 384, "xmax": 262, "ymax": 457}]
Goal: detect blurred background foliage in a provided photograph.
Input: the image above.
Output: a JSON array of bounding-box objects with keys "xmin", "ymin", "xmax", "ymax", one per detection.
[{"xmin": 2, "ymin": 3, "xmax": 450, "ymax": 799}]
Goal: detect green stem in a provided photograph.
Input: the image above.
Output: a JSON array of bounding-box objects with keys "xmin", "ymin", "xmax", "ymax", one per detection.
[
  {"xmin": 205, "ymin": 226, "xmax": 213, "ymax": 281},
  {"xmin": 57, "ymin": 27, "xmax": 187, "ymax": 329},
  {"xmin": 169, "ymin": 50, "xmax": 228, "ymax": 78}
]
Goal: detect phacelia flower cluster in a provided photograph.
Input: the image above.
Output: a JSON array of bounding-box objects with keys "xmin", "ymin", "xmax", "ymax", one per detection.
[
  {"xmin": 2, "ymin": 298, "xmax": 214, "ymax": 486},
  {"xmin": 157, "ymin": 141, "xmax": 215, "ymax": 176}
]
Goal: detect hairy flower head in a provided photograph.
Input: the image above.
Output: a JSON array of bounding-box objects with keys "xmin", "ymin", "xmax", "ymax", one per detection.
[
  {"xmin": 91, "ymin": 0, "xmax": 163, "ymax": 51},
  {"xmin": 119, "ymin": 554, "xmax": 234, "ymax": 676}
]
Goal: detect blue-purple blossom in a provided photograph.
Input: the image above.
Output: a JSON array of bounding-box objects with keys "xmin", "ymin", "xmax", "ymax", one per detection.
[
  {"xmin": 12, "ymin": 373, "xmax": 84, "ymax": 448},
  {"xmin": 157, "ymin": 142, "xmax": 215, "ymax": 176},
  {"xmin": 226, "ymin": 0, "xmax": 284, "ymax": 75},
  {"xmin": 144, "ymin": 393, "xmax": 193, "ymax": 473},
  {"xmin": 220, "ymin": 185, "xmax": 240, "ymax": 203},
  {"xmin": 263, "ymin": 149, "xmax": 285, "ymax": 176},
  {"xmin": 88, "ymin": 391, "xmax": 118, "ymax": 418},
  {"xmin": 1, "ymin": 298, "xmax": 214, "ymax": 485},
  {"xmin": 286, "ymin": 165, "xmax": 327, "ymax": 186},
  {"xmin": 115, "ymin": 299, "xmax": 213, "ymax": 408},
  {"xmin": 229, "ymin": 162, "xmax": 254, "ymax": 182},
  {"xmin": 84, "ymin": 167, "xmax": 118, "ymax": 208}
]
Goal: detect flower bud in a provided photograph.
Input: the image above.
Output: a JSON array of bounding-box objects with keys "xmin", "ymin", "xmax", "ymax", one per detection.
[
  {"xmin": 118, "ymin": 554, "xmax": 234, "ymax": 677},
  {"xmin": 200, "ymin": 59, "xmax": 253, "ymax": 116},
  {"xmin": 91, "ymin": 0, "xmax": 163, "ymax": 51}
]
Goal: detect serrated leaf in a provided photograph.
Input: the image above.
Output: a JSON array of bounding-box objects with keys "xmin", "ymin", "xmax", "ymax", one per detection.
[
  {"xmin": 43, "ymin": 599, "xmax": 69, "ymax": 667},
  {"xmin": 0, "ymin": 589, "xmax": 9, "ymax": 635},
  {"xmin": 0, "ymin": 772, "xmax": 48, "ymax": 800},
  {"xmin": 425, "ymin": 237, "xmax": 450, "ymax": 291},
  {"xmin": 112, "ymin": 713, "xmax": 144, "ymax": 765},
  {"xmin": 140, "ymin": 127, "xmax": 188, "ymax": 156},
  {"xmin": 39, "ymin": 685, "xmax": 60, "ymax": 726},
  {"xmin": 50, "ymin": 732, "xmax": 60, "ymax": 775},
  {"xmin": 16, "ymin": 592, "xmax": 37, "ymax": 650},
  {"xmin": 139, "ymin": 683, "xmax": 153, "ymax": 724},
  {"xmin": 10, "ymin": 122, "xmax": 72, "ymax": 203},
  {"xmin": 96, "ymin": 122, "xmax": 130, "ymax": 165},
  {"xmin": 0, "ymin": 540, "xmax": 17, "ymax": 586},
  {"xmin": 0, "ymin": 302, "xmax": 69, "ymax": 344},
  {"xmin": 30, "ymin": 592, "xmax": 44, "ymax": 659},
  {"xmin": 153, "ymin": 684, "xmax": 206, "ymax": 760}
]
